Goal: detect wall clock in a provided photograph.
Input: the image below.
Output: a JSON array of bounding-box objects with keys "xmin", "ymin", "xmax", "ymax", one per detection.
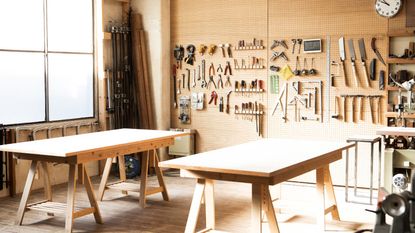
[{"xmin": 375, "ymin": 0, "xmax": 402, "ymax": 18}]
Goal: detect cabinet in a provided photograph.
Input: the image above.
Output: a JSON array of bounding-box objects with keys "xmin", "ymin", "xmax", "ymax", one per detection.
[{"xmin": 385, "ymin": 30, "xmax": 415, "ymax": 126}]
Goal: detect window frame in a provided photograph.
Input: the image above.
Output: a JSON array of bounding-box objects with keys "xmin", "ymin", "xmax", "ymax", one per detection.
[{"xmin": 0, "ymin": 0, "xmax": 98, "ymax": 126}]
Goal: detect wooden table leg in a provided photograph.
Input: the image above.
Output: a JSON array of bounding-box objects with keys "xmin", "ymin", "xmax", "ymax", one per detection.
[
  {"xmin": 77, "ymin": 164, "xmax": 84, "ymax": 184},
  {"xmin": 83, "ymin": 165, "xmax": 103, "ymax": 224},
  {"xmin": 252, "ymin": 184, "xmax": 280, "ymax": 233},
  {"xmin": 252, "ymin": 184, "xmax": 263, "ymax": 233},
  {"xmin": 264, "ymin": 186, "xmax": 279, "ymax": 233},
  {"xmin": 97, "ymin": 158, "xmax": 113, "ymax": 201},
  {"xmin": 316, "ymin": 165, "xmax": 340, "ymax": 231},
  {"xmin": 153, "ymin": 150, "xmax": 169, "ymax": 201},
  {"xmin": 139, "ymin": 151, "xmax": 149, "ymax": 208},
  {"xmin": 40, "ymin": 162, "xmax": 54, "ymax": 216},
  {"xmin": 204, "ymin": 179, "xmax": 215, "ymax": 230},
  {"xmin": 323, "ymin": 165, "xmax": 340, "ymax": 220},
  {"xmin": 185, "ymin": 179, "xmax": 206, "ymax": 233},
  {"xmin": 65, "ymin": 164, "xmax": 77, "ymax": 232},
  {"xmin": 316, "ymin": 166, "xmax": 326, "ymax": 231},
  {"xmin": 15, "ymin": 161, "xmax": 38, "ymax": 225},
  {"xmin": 118, "ymin": 155, "xmax": 128, "ymax": 195},
  {"xmin": 40, "ymin": 162, "xmax": 52, "ymax": 201}
]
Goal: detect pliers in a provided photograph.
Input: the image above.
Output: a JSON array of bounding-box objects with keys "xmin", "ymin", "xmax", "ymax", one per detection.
[
  {"xmin": 217, "ymin": 75, "xmax": 224, "ymax": 89},
  {"xmin": 208, "ymin": 76, "xmax": 216, "ymax": 89},
  {"xmin": 225, "ymin": 76, "xmax": 232, "ymax": 87},
  {"xmin": 224, "ymin": 61, "xmax": 232, "ymax": 75},
  {"xmin": 217, "ymin": 64, "xmax": 223, "ymax": 73},
  {"xmin": 208, "ymin": 91, "xmax": 218, "ymax": 105}
]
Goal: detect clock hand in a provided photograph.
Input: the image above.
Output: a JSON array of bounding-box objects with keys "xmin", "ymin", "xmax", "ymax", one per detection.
[{"xmin": 380, "ymin": 0, "xmax": 390, "ymax": 6}]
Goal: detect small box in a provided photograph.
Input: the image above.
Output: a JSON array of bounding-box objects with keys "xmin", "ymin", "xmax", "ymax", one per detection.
[{"xmin": 168, "ymin": 128, "xmax": 196, "ymax": 156}]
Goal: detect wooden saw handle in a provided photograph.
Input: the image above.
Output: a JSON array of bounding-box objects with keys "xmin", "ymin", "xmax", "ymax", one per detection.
[
  {"xmin": 351, "ymin": 61, "xmax": 359, "ymax": 87},
  {"xmin": 340, "ymin": 60, "xmax": 348, "ymax": 87},
  {"xmin": 361, "ymin": 61, "xmax": 370, "ymax": 88}
]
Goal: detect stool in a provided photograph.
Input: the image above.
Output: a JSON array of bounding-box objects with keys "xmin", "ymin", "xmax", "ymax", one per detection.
[{"xmin": 345, "ymin": 135, "xmax": 382, "ymax": 205}]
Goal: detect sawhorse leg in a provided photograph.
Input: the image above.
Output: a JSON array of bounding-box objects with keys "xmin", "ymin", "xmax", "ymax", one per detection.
[
  {"xmin": 139, "ymin": 150, "xmax": 169, "ymax": 208},
  {"xmin": 97, "ymin": 157, "xmax": 113, "ymax": 201},
  {"xmin": 316, "ymin": 165, "xmax": 340, "ymax": 231},
  {"xmin": 184, "ymin": 179, "xmax": 215, "ymax": 233},
  {"xmin": 15, "ymin": 161, "xmax": 38, "ymax": 225},
  {"xmin": 252, "ymin": 184, "xmax": 279, "ymax": 233},
  {"xmin": 65, "ymin": 164, "xmax": 103, "ymax": 232}
]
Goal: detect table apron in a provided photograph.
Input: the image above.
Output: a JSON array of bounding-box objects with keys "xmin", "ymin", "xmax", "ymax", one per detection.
[{"xmin": 13, "ymin": 138, "xmax": 174, "ymax": 164}]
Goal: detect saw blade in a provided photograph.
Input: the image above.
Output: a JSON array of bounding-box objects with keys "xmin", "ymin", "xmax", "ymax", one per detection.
[
  {"xmin": 339, "ymin": 37, "xmax": 345, "ymax": 61},
  {"xmin": 348, "ymin": 39, "xmax": 356, "ymax": 61},
  {"xmin": 358, "ymin": 38, "xmax": 367, "ymax": 62}
]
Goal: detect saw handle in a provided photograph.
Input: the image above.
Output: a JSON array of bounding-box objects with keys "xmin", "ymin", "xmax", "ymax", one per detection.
[
  {"xmin": 340, "ymin": 60, "xmax": 347, "ymax": 87},
  {"xmin": 351, "ymin": 61, "xmax": 359, "ymax": 87},
  {"xmin": 361, "ymin": 61, "xmax": 370, "ymax": 88}
]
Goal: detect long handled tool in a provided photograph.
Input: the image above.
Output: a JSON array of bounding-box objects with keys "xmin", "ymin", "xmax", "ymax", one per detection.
[
  {"xmin": 371, "ymin": 37, "xmax": 386, "ymax": 66},
  {"xmin": 358, "ymin": 38, "xmax": 370, "ymax": 88},
  {"xmin": 341, "ymin": 95, "xmax": 347, "ymax": 122},
  {"xmin": 339, "ymin": 37, "xmax": 348, "ymax": 87},
  {"xmin": 348, "ymin": 39, "xmax": 360, "ymax": 87},
  {"xmin": 172, "ymin": 65, "xmax": 178, "ymax": 108}
]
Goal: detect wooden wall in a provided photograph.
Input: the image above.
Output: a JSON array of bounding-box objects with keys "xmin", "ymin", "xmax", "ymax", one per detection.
[{"xmin": 170, "ymin": 0, "xmax": 411, "ymax": 186}]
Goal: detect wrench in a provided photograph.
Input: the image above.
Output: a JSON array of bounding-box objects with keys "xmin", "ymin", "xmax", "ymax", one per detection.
[
  {"xmin": 186, "ymin": 68, "xmax": 190, "ymax": 91},
  {"xmin": 192, "ymin": 69, "xmax": 196, "ymax": 88},
  {"xmin": 291, "ymin": 39, "xmax": 297, "ymax": 54}
]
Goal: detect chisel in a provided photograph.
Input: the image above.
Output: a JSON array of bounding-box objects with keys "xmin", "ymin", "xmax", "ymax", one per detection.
[
  {"xmin": 348, "ymin": 39, "xmax": 360, "ymax": 87},
  {"xmin": 358, "ymin": 38, "xmax": 370, "ymax": 88},
  {"xmin": 255, "ymin": 101, "xmax": 259, "ymax": 135}
]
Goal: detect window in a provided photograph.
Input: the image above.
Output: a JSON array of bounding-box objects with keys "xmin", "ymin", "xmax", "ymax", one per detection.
[{"xmin": 0, "ymin": 0, "xmax": 95, "ymax": 125}]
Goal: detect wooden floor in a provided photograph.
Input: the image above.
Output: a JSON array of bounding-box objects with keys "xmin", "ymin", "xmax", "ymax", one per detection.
[{"xmin": 0, "ymin": 171, "xmax": 374, "ymax": 233}]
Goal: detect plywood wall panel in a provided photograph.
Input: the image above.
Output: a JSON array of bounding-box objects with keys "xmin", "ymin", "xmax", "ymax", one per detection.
[{"xmin": 170, "ymin": 0, "xmax": 408, "ymax": 187}]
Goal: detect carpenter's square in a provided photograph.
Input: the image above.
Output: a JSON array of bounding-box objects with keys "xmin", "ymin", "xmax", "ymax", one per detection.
[
  {"xmin": 348, "ymin": 39, "xmax": 360, "ymax": 87},
  {"xmin": 358, "ymin": 38, "xmax": 370, "ymax": 88},
  {"xmin": 339, "ymin": 37, "xmax": 348, "ymax": 87},
  {"xmin": 371, "ymin": 37, "xmax": 386, "ymax": 66},
  {"xmin": 272, "ymin": 83, "xmax": 286, "ymax": 116}
]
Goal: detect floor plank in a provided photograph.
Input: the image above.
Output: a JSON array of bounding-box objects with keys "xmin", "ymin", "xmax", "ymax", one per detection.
[{"xmin": 0, "ymin": 171, "xmax": 374, "ymax": 233}]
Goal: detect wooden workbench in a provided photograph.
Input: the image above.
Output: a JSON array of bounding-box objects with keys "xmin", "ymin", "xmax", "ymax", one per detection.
[
  {"xmin": 160, "ymin": 138, "xmax": 354, "ymax": 233},
  {"xmin": 0, "ymin": 128, "xmax": 188, "ymax": 232}
]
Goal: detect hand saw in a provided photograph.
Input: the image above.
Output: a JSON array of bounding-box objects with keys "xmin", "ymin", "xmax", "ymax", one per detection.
[
  {"xmin": 339, "ymin": 37, "xmax": 348, "ymax": 87},
  {"xmin": 358, "ymin": 38, "xmax": 370, "ymax": 88},
  {"xmin": 348, "ymin": 39, "xmax": 360, "ymax": 87}
]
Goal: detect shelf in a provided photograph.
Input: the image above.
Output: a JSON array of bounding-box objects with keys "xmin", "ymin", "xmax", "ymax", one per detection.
[
  {"xmin": 385, "ymin": 112, "xmax": 415, "ymax": 119},
  {"xmin": 114, "ymin": 0, "xmax": 129, "ymax": 3},
  {"xmin": 388, "ymin": 30, "xmax": 415, "ymax": 37},
  {"xmin": 386, "ymin": 58, "xmax": 415, "ymax": 64},
  {"xmin": 385, "ymin": 86, "xmax": 415, "ymax": 91}
]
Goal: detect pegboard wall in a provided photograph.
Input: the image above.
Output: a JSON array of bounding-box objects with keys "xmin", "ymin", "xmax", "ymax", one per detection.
[{"xmin": 170, "ymin": 0, "xmax": 410, "ymax": 186}]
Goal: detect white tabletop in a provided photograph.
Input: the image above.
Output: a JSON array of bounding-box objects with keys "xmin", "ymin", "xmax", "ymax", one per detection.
[
  {"xmin": 159, "ymin": 138, "xmax": 353, "ymax": 178},
  {"xmin": 376, "ymin": 127, "xmax": 415, "ymax": 137},
  {"xmin": 0, "ymin": 129, "xmax": 188, "ymax": 157}
]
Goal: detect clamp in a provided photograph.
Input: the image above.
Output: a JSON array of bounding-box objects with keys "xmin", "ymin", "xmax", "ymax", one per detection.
[
  {"xmin": 224, "ymin": 61, "xmax": 232, "ymax": 75},
  {"xmin": 208, "ymin": 91, "xmax": 218, "ymax": 105}
]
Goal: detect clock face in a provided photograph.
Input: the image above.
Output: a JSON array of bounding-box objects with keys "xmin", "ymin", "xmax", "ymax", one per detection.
[{"xmin": 375, "ymin": 0, "xmax": 402, "ymax": 18}]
